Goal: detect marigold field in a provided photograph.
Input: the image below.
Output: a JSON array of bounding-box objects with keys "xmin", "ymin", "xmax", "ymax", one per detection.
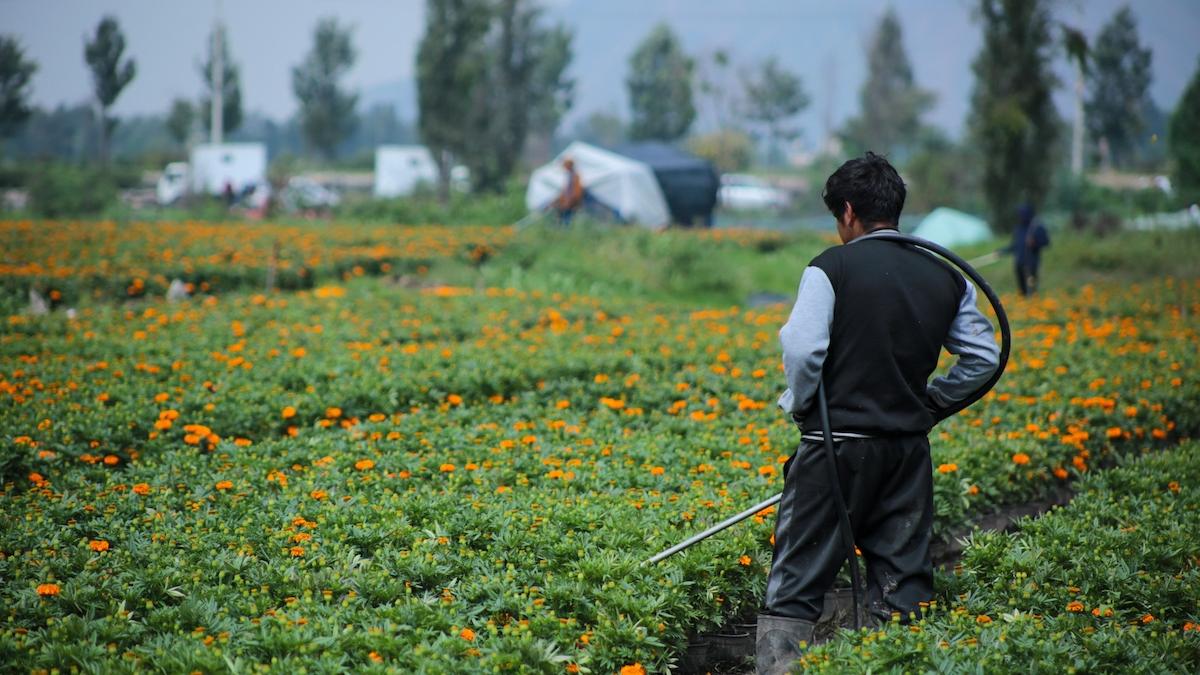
[{"xmin": 2, "ymin": 220, "xmax": 1198, "ymax": 673}]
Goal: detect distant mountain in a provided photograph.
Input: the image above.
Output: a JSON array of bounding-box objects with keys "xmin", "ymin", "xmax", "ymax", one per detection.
[{"xmin": 360, "ymin": 78, "xmax": 418, "ymax": 122}]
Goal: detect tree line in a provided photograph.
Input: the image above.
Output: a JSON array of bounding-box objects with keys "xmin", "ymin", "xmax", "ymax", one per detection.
[{"xmin": 1, "ymin": 0, "xmax": 1199, "ymax": 219}]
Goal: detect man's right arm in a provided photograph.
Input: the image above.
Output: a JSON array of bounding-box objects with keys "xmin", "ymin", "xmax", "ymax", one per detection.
[{"xmin": 926, "ymin": 280, "xmax": 1000, "ymax": 417}]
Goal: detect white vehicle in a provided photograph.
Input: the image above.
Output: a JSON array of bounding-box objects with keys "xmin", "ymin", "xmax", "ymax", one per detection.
[
  {"xmin": 718, "ymin": 173, "xmax": 790, "ymax": 211},
  {"xmin": 282, "ymin": 176, "xmax": 340, "ymax": 211},
  {"xmin": 374, "ymin": 145, "xmax": 439, "ymax": 198},
  {"xmin": 156, "ymin": 143, "xmax": 268, "ymax": 205}
]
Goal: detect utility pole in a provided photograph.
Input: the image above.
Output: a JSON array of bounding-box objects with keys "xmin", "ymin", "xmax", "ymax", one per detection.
[
  {"xmin": 210, "ymin": 0, "xmax": 224, "ymax": 144},
  {"xmin": 1071, "ymin": 58, "xmax": 1084, "ymax": 175}
]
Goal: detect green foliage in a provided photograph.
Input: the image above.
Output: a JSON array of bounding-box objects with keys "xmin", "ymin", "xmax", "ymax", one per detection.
[
  {"xmin": 969, "ymin": 0, "xmax": 1060, "ymax": 232},
  {"xmin": 27, "ymin": 164, "xmax": 117, "ymax": 217},
  {"xmin": 338, "ymin": 182, "xmax": 528, "ymax": 227},
  {"xmin": 292, "ymin": 18, "xmax": 358, "ymax": 159},
  {"xmin": 1169, "ymin": 57, "xmax": 1200, "ymax": 203},
  {"xmin": 83, "ymin": 16, "xmax": 136, "ymax": 164},
  {"xmin": 902, "ymin": 130, "xmax": 985, "ymax": 215},
  {"xmin": 626, "ymin": 24, "xmax": 695, "ymax": 141},
  {"xmin": 804, "ymin": 442, "xmax": 1200, "ymax": 673},
  {"xmin": 687, "ymin": 129, "xmax": 754, "ymax": 174},
  {"xmin": 840, "ymin": 8, "xmax": 934, "ymax": 161},
  {"xmin": 0, "ymin": 35, "xmax": 37, "ymax": 139},
  {"xmin": 164, "ymin": 98, "xmax": 194, "ymax": 149},
  {"xmin": 199, "ymin": 23, "xmax": 243, "ymax": 137},
  {"xmin": 462, "ymin": 0, "xmax": 575, "ymax": 193},
  {"xmin": 740, "ymin": 57, "xmax": 809, "ymax": 165},
  {"xmin": 570, "ymin": 111, "xmax": 625, "ymax": 148},
  {"xmin": 1087, "ymin": 7, "xmax": 1153, "ymax": 169}
]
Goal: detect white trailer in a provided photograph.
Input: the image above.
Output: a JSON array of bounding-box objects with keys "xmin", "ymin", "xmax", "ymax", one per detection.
[
  {"xmin": 374, "ymin": 145, "xmax": 438, "ymax": 198},
  {"xmin": 190, "ymin": 143, "xmax": 267, "ymax": 195}
]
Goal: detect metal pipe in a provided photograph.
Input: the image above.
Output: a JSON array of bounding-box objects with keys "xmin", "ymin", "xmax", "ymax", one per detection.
[{"xmin": 642, "ymin": 492, "xmax": 782, "ymax": 566}]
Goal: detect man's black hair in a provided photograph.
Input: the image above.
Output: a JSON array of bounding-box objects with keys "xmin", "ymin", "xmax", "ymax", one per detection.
[{"xmin": 822, "ymin": 152, "xmax": 907, "ymax": 226}]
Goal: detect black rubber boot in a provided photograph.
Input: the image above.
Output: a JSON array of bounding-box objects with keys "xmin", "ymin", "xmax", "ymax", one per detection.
[{"xmin": 755, "ymin": 614, "xmax": 815, "ymax": 675}]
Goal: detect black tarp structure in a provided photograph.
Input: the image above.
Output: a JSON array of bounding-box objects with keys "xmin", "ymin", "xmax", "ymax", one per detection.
[{"xmin": 612, "ymin": 142, "xmax": 719, "ymax": 227}]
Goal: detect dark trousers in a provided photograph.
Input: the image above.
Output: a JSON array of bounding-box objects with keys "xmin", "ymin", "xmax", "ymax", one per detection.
[{"xmin": 763, "ymin": 436, "xmax": 934, "ymax": 623}]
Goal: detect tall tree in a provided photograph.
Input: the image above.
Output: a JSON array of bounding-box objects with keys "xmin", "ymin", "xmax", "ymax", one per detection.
[
  {"xmin": 840, "ymin": 8, "xmax": 934, "ymax": 161},
  {"xmin": 1169, "ymin": 57, "xmax": 1200, "ymax": 203},
  {"xmin": 292, "ymin": 18, "xmax": 358, "ymax": 159},
  {"xmin": 165, "ymin": 97, "xmax": 195, "ymax": 149},
  {"xmin": 0, "ymin": 36, "xmax": 37, "ymax": 140},
  {"xmin": 1086, "ymin": 6, "xmax": 1152, "ymax": 169},
  {"xmin": 742, "ymin": 57, "xmax": 809, "ymax": 165},
  {"xmin": 199, "ymin": 23, "xmax": 243, "ymax": 138},
  {"xmin": 463, "ymin": 0, "xmax": 574, "ymax": 192},
  {"xmin": 968, "ymin": 0, "xmax": 1059, "ymax": 232},
  {"xmin": 417, "ymin": 0, "xmax": 491, "ymax": 200},
  {"xmin": 83, "ymin": 16, "xmax": 136, "ymax": 164},
  {"xmin": 626, "ymin": 24, "xmax": 695, "ymax": 141}
]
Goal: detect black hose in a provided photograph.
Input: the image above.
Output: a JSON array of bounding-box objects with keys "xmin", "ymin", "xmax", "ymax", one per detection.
[{"xmin": 816, "ymin": 230, "xmax": 1011, "ymax": 630}]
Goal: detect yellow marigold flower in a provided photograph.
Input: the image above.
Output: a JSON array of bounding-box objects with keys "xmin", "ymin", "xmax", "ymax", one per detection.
[
  {"xmin": 37, "ymin": 583, "xmax": 60, "ymax": 596},
  {"xmin": 89, "ymin": 540, "xmax": 109, "ymax": 552}
]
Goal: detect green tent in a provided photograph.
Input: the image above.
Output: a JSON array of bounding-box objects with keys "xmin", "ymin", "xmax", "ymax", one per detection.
[{"xmin": 911, "ymin": 207, "xmax": 993, "ymax": 248}]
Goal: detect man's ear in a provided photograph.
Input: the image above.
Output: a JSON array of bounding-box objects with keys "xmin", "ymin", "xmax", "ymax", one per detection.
[{"xmin": 842, "ymin": 201, "xmax": 855, "ymax": 225}]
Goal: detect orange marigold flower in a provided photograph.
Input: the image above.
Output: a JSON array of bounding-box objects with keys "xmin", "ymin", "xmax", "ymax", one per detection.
[
  {"xmin": 37, "ymin": 583, "xmax": 60, "ymax": 596},
  {"xmin": 1011, "ymin": 453, "xmax": 1030, "ymax": 466},
  {"xmin": 290, "ymin": 546, "xmax": 305, "ymax": 557},
  {"xmin": 89, "ymin": 540, "xmax": 109, "ymax": 552},
  {"xmin": 739, "ymin": 555, "xmax": 752, "ymax": 566},
  {"xmin": 368, "ymin": 651, "xmax": 383, "ymax": 663},
  {"xmin": 1053, "ymin": 467, "xmax": 1069, "ymax": 480},
  {"xmin": 976, "ymin": 615, "xmax": 992, "ymax": 625},
  {"xmin": 649, "ymin": 466, "xmax": 665, "ymax": 476},
  {"xmin": 1140, "ymin": 614, "xmax": 1154, "ymax": 624},
  {"xmin": 566, "ymin": 664, "xmax": 580, "ymax": 674},
  {"xmin": 354, "ymin": 459, "xmax": 375, "ymax": 471},
  {"xmin": 132, "ymin": 483, "xmax": 151, "ymax": 495},
  {"xmin": 619, "ymin": 664, "xmax": 646, "ymax": 675},
  {"xmin": 1106, "ymin": 427, "xmax": 1122, "ymax": 439},
  {"xmin": 215, "ymin": 480, "xmax": 233, "ymax": 491},
  {"xmin": 439, "ymin": 463, "xmax": 456, "ymax": 473},
  {"xmin": 1168, "ymin": 481, "xmax": 1180, "ymax": 493},
  {"xmin": 459, "ymin": 628, "xmax": 476, "ymax": 641},
  {"xmin": 556, "ymin": 399, "xmax": 571, "ymax": 409},
  {"xmin": 937, "ymin": 463, "xmax": 958, "ymax": 474},
  {"xmin": 758, "ymin": 465, "xmax": 776, "ymax": 477},
  {"xmin": 967, "ymin": 485, "xmax": 980, "ymax": 495},
  {"xmin": 1066, "ymin": 601, "xmax": 1084, "ymax": 612},
  {"xmin": 447, "ymin": 394, "xmax": 463, "ymax": 406},
  {"xmin": 103, "ymin": 455, "xmax": 120, "ymax": 466},
  {"xmin": 282, "ymin": 406, "xmax": 297, "ymax": 419},
  {"xmin": 310, "ymin": 489, "xmax": 328, "ymax": 500},
  {"xmin": 325, "ymin": 407, "xmax": 342, "ymax": 419}
]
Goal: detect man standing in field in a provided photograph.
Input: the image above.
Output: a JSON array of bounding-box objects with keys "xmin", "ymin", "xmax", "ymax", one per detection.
[{"xmin": 757, "ymin": 153, "xmax": 1001, "ymax": 674}]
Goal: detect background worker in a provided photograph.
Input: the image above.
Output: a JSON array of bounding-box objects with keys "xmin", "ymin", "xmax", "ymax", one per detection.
[
  {"xmin": 756, "ymin": 153, "xmax": 1001, "ymax": 675},
  {"xmin": 1009, "ymin": 203, "xmax": 1051, "ymax": 295},
  {"xmin": 554, "ymin": 157, "xmax": 584, "ymax": 225}
]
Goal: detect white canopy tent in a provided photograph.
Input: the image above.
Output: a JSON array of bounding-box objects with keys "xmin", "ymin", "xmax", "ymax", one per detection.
[
  {"xmin": 912, "ymin": 207, "xmax": 994, "ymax": 248},
  {"xmin": 526, "ymin": 141, "xmax": 671, "ymax": 229}
]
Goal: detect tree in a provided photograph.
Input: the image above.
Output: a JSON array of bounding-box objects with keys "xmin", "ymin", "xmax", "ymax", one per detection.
[
  {"xmin": 417, "ymin": 0, "xmax": 491, "ymax": 199},
  {"xmin": 464, "ymin": 0, "xmax": 574, "ymax": 192},
  {"xmin": 418, "ymin": 0, "xmax": 573, "ymax": 195},
  {"xmin": 571, "ymin": 110, "xmax": 625, "ymax": 148},
  {"xmin": 1086, "ymin": 6, "xmax": 1152, "ymax": 169},
  {"xmin": 292, "ymin": 18, "xmax": 358, "ymax": 159},
  {"xmin": 840, "ymin": 8, "xmax": 934, "ymax": 162},
  {"xmin": 200, "ymin": 23, "xmax": 243, "ymax": 138},
  {"xmin": 1169, "ymin": 57, "xmax": 1200, "ymax": 202},
  {"xmin": 741, "ymin": 57, "xmax": 809, "ymax": 165},
  {"xmin": 165, "ymin": 98, "xmax": 194, "ymax": 149},
  {"xmin": 687, "ymin": 129, "xmax": 754, "ymax": 173},
  {"xmin": 626, "ymin": 24, "xmax": 695, "ymax": 141},
  {"xmin": 968, "ymin": 0, "xmax": 1059, "ymax": 232},
  {"xmin": 84, "ymin": 16, "xmax": 136, "ymax": 164},
  {"xmin": 0, "ymin": 36, "xmax": 37, "ymax": 140}
]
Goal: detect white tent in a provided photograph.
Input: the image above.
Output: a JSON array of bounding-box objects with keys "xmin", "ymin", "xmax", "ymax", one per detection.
[
  {"xmin": 374, "ymin": 145, "xmax": 438, "ymax": 198},
  {"xmin": 526, "ymin": 141, "xmax": 671, "ymax": 229},
  {"xmin": 912, "ymin": 207, "xmax": 994, "ymax": 248}
]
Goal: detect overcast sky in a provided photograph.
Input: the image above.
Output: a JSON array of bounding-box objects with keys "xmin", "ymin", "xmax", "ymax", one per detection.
[{"xmin": 4, "ymin": 0, "xmax": 1199, "ymax": 143}]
